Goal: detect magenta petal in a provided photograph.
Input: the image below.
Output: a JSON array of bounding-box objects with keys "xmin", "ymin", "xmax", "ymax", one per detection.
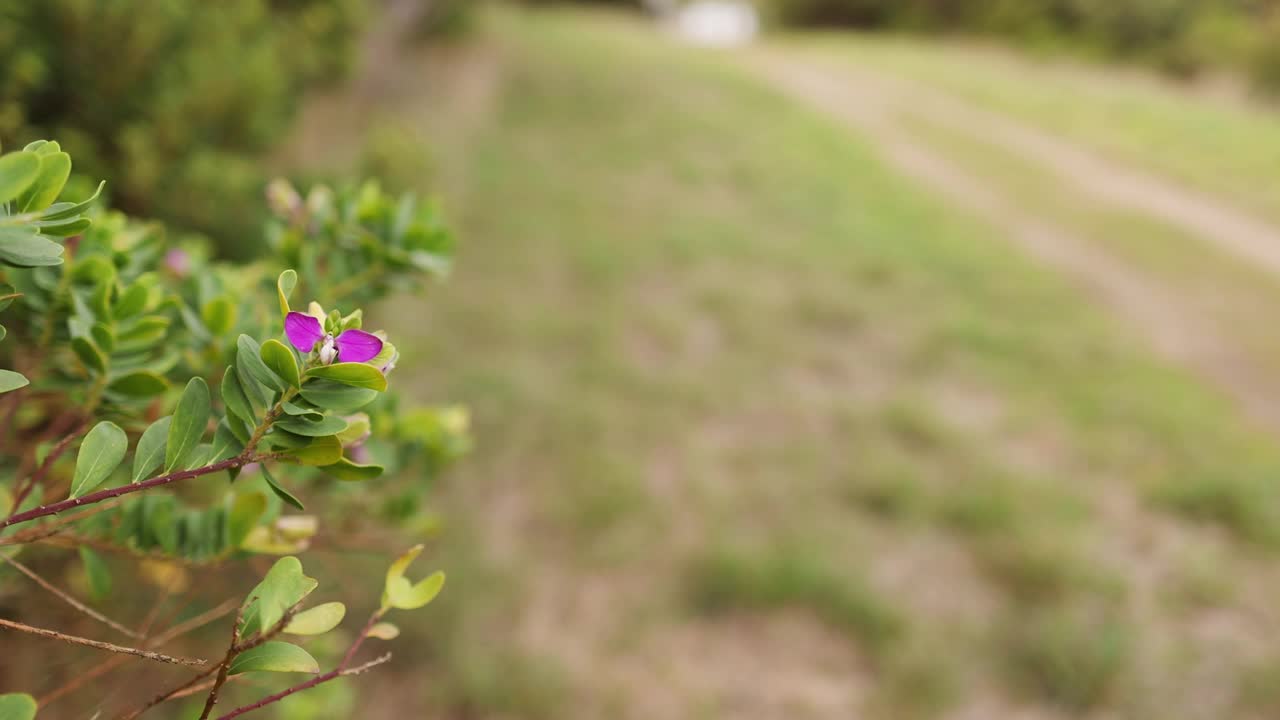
[
  {"xmin": 285, "ymin": 312, "xmax": 324, "ymax": 352},
  {"xmin": 335, "ymin": 329, "xmax": 384, "ymax": 363}
]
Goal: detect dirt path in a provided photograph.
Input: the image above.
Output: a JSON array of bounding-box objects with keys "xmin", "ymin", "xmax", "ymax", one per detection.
[{"xmin": 749, "ymin": 51, "xmax": 1280, "ymax": 434}]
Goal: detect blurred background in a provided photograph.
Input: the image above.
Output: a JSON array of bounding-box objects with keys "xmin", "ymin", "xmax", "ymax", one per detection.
[{"xmin": 9, "ymin": 0, "xmax": 1280, "ymax": 717}]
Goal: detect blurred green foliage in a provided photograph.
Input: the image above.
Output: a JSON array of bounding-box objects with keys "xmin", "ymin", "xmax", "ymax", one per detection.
[{"xmin": 0, "ymin": 0, "xmax": 367, "ymax": 257}]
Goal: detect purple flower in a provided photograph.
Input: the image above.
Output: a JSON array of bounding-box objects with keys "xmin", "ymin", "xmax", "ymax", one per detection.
[
  {"xmin": 164, "ymin": 248, "xmax": 191, "ymax": 277},
  {"xmin": 285, "ymin": 312, "xmax": 384, "ymax": 364}
]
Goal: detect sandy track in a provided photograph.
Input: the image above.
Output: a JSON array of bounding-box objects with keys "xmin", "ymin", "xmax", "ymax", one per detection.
[{"xmin": 750, "ymin": 52, "xmax": 1280, "ymax": 433}]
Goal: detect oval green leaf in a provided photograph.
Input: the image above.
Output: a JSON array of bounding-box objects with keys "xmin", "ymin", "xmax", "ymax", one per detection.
[
  {"xmin": 240, "ymin": 557, "xmax": 317, "ymax": 636},
  {"xmin": 0, "ymin": 369, "xmax": 28, "ymax": 394},
  {"xmin": 165, "ymin": 377, "xmax": 210, "ymax": 473},
  {"xmin": 367, "ymin": 622, "xmax": 400, "ymax": 640},
  {"xmin": 0, "ymin": 151, "xmax": 40, "ymax": 205},
  {"xmin": 227, "ymin": 641, "xmax": 319, "ymax": 676},
  {"xmin": 70, "ymin": 421, "xmax": 127, "ymax": 498},
  {"xmin": 284, "ymin": 435, "xmax": 343, "ymax": 467},
  {"xmin": 275, "ymin": 414, "xmax": 348, "ymax": 437},
  {"xmin": 130, "ymin": 416, "xmax": 171, "ymax": 483},
  {"xmin": 107, "ymin": 371, "xmax": 168, "ymax": 398},
  {"xmin": 79, "ymin": 546, "xmax": 112, "ymax": 601},
  {"xmin": 0, "ymin": 693, "xmax": 37, "ymax": 720},
  {"xmin": 237, "ymin": 335, "xmax": 287, "ymax": 393},
  {"xmin": 298, "ymin": 380, "xmax": 378, "ymax": 412},
  {"xmin": 70, "ymin": 336, "xmax": 106, "ymax": 374},
  {"xmin": 320, "ymin": 458, "xmax": 384, "ymax": 482},
  {"xmin": 284, "ymin": 602, "xmax": 346, "ymax": 636},
  {"xmin": 260, "ymin": 339, "xmax": 301, "ymax": 388},
  {"xmin": 304, "ymin": 363, "xmax": 387, "ymax": 391}
]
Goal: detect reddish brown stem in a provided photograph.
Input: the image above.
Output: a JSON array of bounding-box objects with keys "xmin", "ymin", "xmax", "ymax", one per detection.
[
  {"xmin": 211, "ymin": 609, "xmax": 389, "ymax": 720},
  {"xmin": 1, "ymin": 455, "xmax": 253, "ymax": 531}
]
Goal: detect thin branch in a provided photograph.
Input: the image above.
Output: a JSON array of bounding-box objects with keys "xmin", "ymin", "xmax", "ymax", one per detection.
[
  {"xmin": 0, "ymin": 617, "xmax": 206, "ymax": 667},
  {"xmin": 8, "ymin": 422, "xmax": 85, "ymax": 516},
  {"xmin": 1, "ymin": 554, "xmax": 139, "ymax": 637},
  {"xmin": 212, "ymin": 610, "xmax": 390, "ymax": 720},
  {"xmin": 37, "ymin": 598, "xmax": 238, "ymax": 708},
  {"xmin": 119, "ymin": 601, "xmax": 302, "ymax": 720},
  {"xmin": 0, "ymin": 455, "xmax": 253, "ymax": 531},
  {"xmin": 339, "ymin": 653, "xmax": 393, "ymax": 676},
  {"xmin": 198, "ymin": 603, "xmax": 248, "ymax": 719}
]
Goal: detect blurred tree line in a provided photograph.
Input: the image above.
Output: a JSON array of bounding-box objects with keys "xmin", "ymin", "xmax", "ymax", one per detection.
[
  {"xmin": 762, "ymin": 0, "xmax": 1280, "ymax": 91},
  {"xmin": 548, "ymin": 0, "xmax": 1280, "ymax": 94},
  {"xmin": 0, "ymin": 0, "xmax": 367, "ymax": 257}
]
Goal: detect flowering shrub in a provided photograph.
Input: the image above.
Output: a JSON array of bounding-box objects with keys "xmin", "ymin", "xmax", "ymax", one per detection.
[{"xmin": 0, "ymin": 140, "xmax": 466, "ymax": 719}]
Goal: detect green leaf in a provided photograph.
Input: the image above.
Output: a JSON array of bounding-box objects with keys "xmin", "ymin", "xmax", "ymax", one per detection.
[
  {"xmin": 211, "ymin": 420, "xmax": 244, "ymax": 464},
  {"xmin": 132, "ymin": 416, "xmax": 171, "ymax": 483},
  {"xmin": 200, "ymin": 297, "xmax": 237, "ymax": 336},
  {"xmin": 367, "ymin": 622, "xmax": 400, "ymax": 640},
  {"xmin": 386, "ymin": 544, "xmax": 424, "ymax": 590},
  {"xmin": 166, "ymin": 378, "xmax": 210, "ymax": 473},
  {"xmin": 281, "ymin": 401, "xmax": 322, "ymax": 419},
  {"xmin": 70, "ymin": 336, "xmax": 106, "ymax": 374},
  {"xmin": 277, "ymin": 269, "xmax": 297, "ymax": 317},
  {"xmin": 0, "ymin": 369, "xmax": 28, "ymax": 394},
  {"xmin": 79, "ymin": 546, "xmax": 111, "ymax": 601},
  {"xmin": 237, "ymin": 335, "xmax": 286, "ymax": 392},
  {"xmin": 31, "ymin": 216, "xmax": 90, "ymax": 237},
  {"xmin": 283, "ymin": 435, "xmax": 342, "ymax": 466},
  {"xmin": 90, "ymin": 322, "xmax": 114, "ymax": 353},
  {"xmin": 0, "ymin": 227, "xmax": 63, "ymax": 267},
  {"xmin": 0, "ymin": 151, "xmax": 40, "ymax": 205},
  {"xmin": 320, "ymin": 458, "xmax": 384, "ymax": 482},
  {"xmin": 261, "ymin": 466, "xmax": 304, "ymax": 511},
  {"xmin": 107, "ymin": 371, "xmax": 168, "ymax": 398},
  {"xmin": 228, "ymin": 641, "xmax": 319, "ymax": 676},
  {"xmin": 18, "ymin": 151, "xmax": 71, "ymax": 212},
  {"xmin": 240, "ymin": 557, "xmax": 317, "ymax": 636},
  {"xmin": 304, "ymin": 363, "xmax": 387, "ymax": 391},
  {"xmin": 298, "ymin": 380, "xmax": 378, "ymax": 412},
  {"xmin": 228, "ymin": 492, "xmax": 267, "ymax": 548},
  {"xmin": 335, "ymin": 413, "xmax": 370, "ymax": 445},
  {"xmin": 39, "ymin": 180, "xmax": 105, "ymax": 220},
  {"xmin": 284, "ymin": 602, "xmax": 346, "ymax": 635},
  {"xmin": 275, "ymin": 414, "xmax": 348, "ymax": 437},
  {"xmin": 260, "ymin": 339, "xmax": 301, "ymax": 388},
  {"xmin": 113, "ymin": 282, "xmax": 151, "ymax": 319},
  {"xmin": 0, "ymin": 692, "xmax": 37, "ymax": 720},
  {"xmin": 221, "ymin": 365, "xmax": 255, "ymax": 426},
  {"xmin": 70, "ymin": 421, "xmax": 127, "ymax": 498},
  {"xmin": 387, "ymin": 570, "xmax": 446, "ymax": 610}
]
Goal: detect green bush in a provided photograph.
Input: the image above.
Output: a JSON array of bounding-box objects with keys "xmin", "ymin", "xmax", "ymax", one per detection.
[
  {"xmin": 0, "ymin": 0, "xmax": 367, "ymax": 257},
  {"xmin": 0, "ymin": 140, "xmax": 465, "ymax": 717}
]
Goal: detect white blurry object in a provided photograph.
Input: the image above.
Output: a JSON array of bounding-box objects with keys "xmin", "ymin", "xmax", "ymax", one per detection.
[{"xmin": 674, "ymin": 1, "xmax": 758, "ymax": 48}]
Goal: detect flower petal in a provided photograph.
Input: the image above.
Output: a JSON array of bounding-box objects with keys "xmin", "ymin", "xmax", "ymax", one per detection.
[
  {"xmin": 335, "ymin": 329, "xmax": 384, "ymax": 364},
  {"xmin": 285, "ymin": 312, "xmax": 324, "ymax": 352}
]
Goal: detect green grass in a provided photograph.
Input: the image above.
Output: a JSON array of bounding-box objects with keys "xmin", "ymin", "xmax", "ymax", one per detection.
[
  {"xmin": 336, "ymin": 7, "xmax": 1280, "ymax": 718},
  {"xmin": 686, "ymin": 545, "xmax": 906, "ymax": 659}
]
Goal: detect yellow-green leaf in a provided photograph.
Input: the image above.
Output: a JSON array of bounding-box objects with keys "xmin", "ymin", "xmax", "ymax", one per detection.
[{"xmin": 284, "ymin": 602, "xmax": 346, "ymax": 635}]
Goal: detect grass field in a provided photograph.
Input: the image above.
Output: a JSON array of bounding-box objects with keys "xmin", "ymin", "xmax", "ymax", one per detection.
[{"xmin": 295, "ymin": 7, "xmax": 1280, "ymax": 719}]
